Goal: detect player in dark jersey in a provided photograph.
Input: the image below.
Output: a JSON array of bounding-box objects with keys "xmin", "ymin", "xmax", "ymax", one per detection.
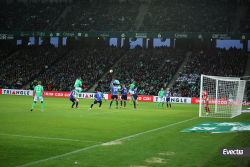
[
  {"xmin": 132, "ymin": 85, "xmax": 138, "ymax": 109},
  {"xmin": 110, "ymin": 84, "xmax": 119, "ymax": 109},
  {"xmin": 120, "ymin": 84, "xmax": 128, "ymax": 108},
  {"xmin": 69, "ymin": 87, "xmax": 79, "ymax": 109},
  {"xmin": 166, "ymin": 88, "xmax": 171, "ymax": 109},
  {"xmin": 88, "ymin": 88, "xmax": 106, "ymax": 110}
]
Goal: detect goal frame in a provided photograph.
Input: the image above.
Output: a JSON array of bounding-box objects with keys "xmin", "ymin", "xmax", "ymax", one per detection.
[{"xmin": 199, "ymin": 74, "xmax": 245, "ymax": 118}]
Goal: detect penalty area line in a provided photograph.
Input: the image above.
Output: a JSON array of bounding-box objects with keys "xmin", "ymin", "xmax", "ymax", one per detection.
[
  {"xmin": 0, "ymin": 134, "xmax": 103, "ymax": 144},
  {"xmin": 16, "ymin": 117, "xmax": 199, "ymax": 167}
]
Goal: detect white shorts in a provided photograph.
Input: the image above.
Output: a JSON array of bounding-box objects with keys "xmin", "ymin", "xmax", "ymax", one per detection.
[
  {"xmin": 34, "ymin": 96, "xmax": 43, "ymax": 102},
  {"xmin": 129, "ymin": 89, "xmax": 134, "ymax": 95},
  {"xmin": 75, "ymin": 87, "xmax": 82, "ymax": 92},
  {"xmin": 229, "ymin": 99, "xmax": 233, "ymax": 103},
  {"xmin": 159, "ymin": 97, "xmax": 165, "ymax": 102}
]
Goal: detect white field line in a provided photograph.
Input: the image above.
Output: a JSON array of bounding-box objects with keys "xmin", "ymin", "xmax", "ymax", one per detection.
[
  {"xmin": 0, "ymin": 134, "xmax": 103, "ymax": 143},
  {"xmin": 16, "ymin": 117, "xmax": 199, "ymax": 167}
]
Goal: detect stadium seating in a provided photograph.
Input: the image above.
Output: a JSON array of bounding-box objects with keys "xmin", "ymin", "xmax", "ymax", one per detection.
[
  {"xmin": 33, "ymin": 46, "xmax": 123, "ymax": 92},
  {"xmin": 0, "ymin": 45, "xmax": 23, "ymax": 62},
  {"xmin": 96, "ymin": 46, "xmax": 185, "ymax": 95},
  {"xmin": 171, "ymin": 48, "xmax": 248, "ymax": 97},
  {"xmin": 0, "ymin": 1, "xmax": 66, "ymax": 32},
  {"xmin": 0, "ymin": 45, "xmax": 69, "ymax": 89},
  {"xmin": 51, "ymin": 1, "xmax": 139, "ymax": 32},
  {"xmin": 139, "ymin": 0, "xmax": 237, "ymax": 33},
  {"xmin": 239, "ymin": 5, "xmax": 250, "ymax": 33}
]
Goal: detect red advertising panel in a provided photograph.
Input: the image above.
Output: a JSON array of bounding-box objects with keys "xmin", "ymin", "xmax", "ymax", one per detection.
[
  {"xmin": 242, "ymin": 100, "xmax": 250, "ymax": 106},
  {"xmin": 0, "ymin": 89, "xmax": 2, "ymax": 94},
  {"xmin": 44, "ymin": 91, "xmax": 70, "ymax": 98},
  {"xmin": 108, "ymin": 94, "xmax": 153, "ymax": 102},
  {"xmin": 191, "ymin": 98, "xmax": 241, "ymax": 106}
]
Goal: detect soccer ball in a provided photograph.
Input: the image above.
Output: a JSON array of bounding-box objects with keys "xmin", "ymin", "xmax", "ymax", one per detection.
[{"xmin": 110, "ymin": 70, "xmax": 113, "ymax": 73}]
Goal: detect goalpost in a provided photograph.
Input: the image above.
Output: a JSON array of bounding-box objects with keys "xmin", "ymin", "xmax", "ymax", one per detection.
[{"xmin": 199, "ymin": 74, "xmax": 246, "ymax": 118}]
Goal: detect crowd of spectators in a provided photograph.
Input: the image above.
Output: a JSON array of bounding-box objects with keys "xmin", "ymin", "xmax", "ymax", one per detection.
[
  {"xmin": 0, "ymin": 1, "xmax": 67, "ymax": 31},
  {"xmin": 238, "ymin": 5, "xmax": 250, "ymax": 33},
  {"xmin": 0, "ymin": 44, "xmax": 23, "ymax": 62},
  {"xmin": 246, "ymin": 80, "xmax": 250, "ymax": 100},
  {"xmin": 51, "ymin": 0, "xmax": 139, "ymax": 32},
  {"xmin": 33, "ymin": 46, "xmax": 123, "ymax": 92},
  {"xmin": 96, "ymin": 45, "xmax": 185, "ymax": 95},
  {"xmin": 172, "ymin": 48, "xmax": 247, "ymax": 98},
  {"xmin": 139, "ymin": 0, "xmax": 237, "ymax": 33},
  {"xmin": 0, "ymin": 45, "xmax": 69, "ymax": 89}
]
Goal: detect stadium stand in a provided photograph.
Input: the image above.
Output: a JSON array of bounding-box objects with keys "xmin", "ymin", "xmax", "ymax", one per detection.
[
  {"xmin": 171, "ymin": 48, "xmax": 248, "ymax": 97},
  {"xmin": 33, "ymin": 46, "xmax": 123, "ymax": 92},
  {"xmin": 0, "ymin": 1, "xmax": 67, "ymax": 32},
  {"xmin": 139, "ymin": 0, "xmax": 237, "ymax": 33},
  {"xmin": 0, "ymin": 44, "xmax": 23, "ymax": 62},
  {"xmin": 238, "ymin": 5, "xmax": 250, "ymax": 33},
  {"xmin": 96, "ymin": 46, "xmax": 185, "ymax": 95},
  {"xmin": 51, "ymin": 0, "xmax": 139, "ymax": 32},
  {"xmin": 0, "ymin": 45, "xmax": 70, "ymax": 89}
]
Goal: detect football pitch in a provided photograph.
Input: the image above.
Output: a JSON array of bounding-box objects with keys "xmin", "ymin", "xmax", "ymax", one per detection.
[{"xmin": 1, "ymin": 95, "xmax": 250, "ymax": 167}]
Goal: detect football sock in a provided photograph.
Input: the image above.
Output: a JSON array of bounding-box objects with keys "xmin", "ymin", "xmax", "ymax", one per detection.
[
  {"xmin": 169, "ymin": 104, "xmax": 171, "ymax": 108},
  {"xmin": 167, "ymin": 104, "xmax": 168, "ymax": 107},
  {"xmin": 157, "ymin": 102, "xmax": 160, "ymax": 107},
  {"xmin": 116, "ymin": 101, "xmax": 118, "ymax": 106},
  {"xmin": 121, "ymin": 101, "xmax": 122, "ymax": 106},
  {"xmin": 41, "ymin": 103, "xmax": 44, "ymax": 110},
  {"xmin": 136, "ymin": 100, "xmax": 138, "ymax": 105},
  {"xmin": 162, "ymin": 103, "xmax": 164, "ymax": 107},
  {"xmin": 99, "ymin": 103, "xmax": 102, "ymax": 108},
  {"xmin": 90, "ymin": 104, "xmax": 93, "ymax": 108},
  {"xmin": 134, "ymin": 101, "xmax": 136, "ymax": 108},
  {"xmin": 124, "ymin": 101, "xmax": 126, "ymax": 107},
  {"xmin": 110, "ymin": 101, "xmax": 112, "ymax": 107},
  {"xmin": 130, "ymin": 96, "xmax": 134, "ymax": 103},
  {"xmin": 72, "ymin": 102, "xmax": 75, "ymax": 107},
  {"xmin": 32, "ymin": 102, "xmax": 36, "ymax": 108},
  {"xmin": 205, "ymin": 107, "xmax": 207, "ymax": 112},
  {"xmin": 76, "ymin": 102, "xmax": 78, "ymax": 107}
]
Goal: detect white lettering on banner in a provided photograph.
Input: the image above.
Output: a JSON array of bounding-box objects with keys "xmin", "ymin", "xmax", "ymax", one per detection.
[
  {"xmin": 55, "ymin": 93, "xmax": 64, "ymax": 96},
  {"xmin": 242, "ymin": 101, "xmax": 250, "ymax": 106},
  {"xmin": 78, "ymin": 93, "xmax": 95, "ymax": 99},
  {"xmin": 153, "ymin": 96, "xmax": 191, "ymax": 104}
]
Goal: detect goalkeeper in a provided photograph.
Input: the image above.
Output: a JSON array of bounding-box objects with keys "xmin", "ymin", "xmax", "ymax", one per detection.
[{"xmin": 202, "ymin": 89, "xmax": 210, "ymax": 115}]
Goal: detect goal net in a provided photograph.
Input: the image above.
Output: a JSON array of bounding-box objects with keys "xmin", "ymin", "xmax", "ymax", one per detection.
[{"xmin": 199, "ymin": 74, "xmax": 246, "ymax": 118}]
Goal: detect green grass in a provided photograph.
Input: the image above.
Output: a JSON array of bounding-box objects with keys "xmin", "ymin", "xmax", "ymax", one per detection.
[{"xmin": 0, "ymin": 94, "xmax": 250, "ymax": 167}]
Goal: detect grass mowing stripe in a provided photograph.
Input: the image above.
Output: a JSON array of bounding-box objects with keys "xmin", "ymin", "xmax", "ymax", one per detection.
[
  {"xmin": 0, "ymin": 134, "xmax": 103, "ymax": 143},
  {"xmin": 80, "ymin": 109, "xmax": 143, "ymax": 116},
  {"xmin": 16, "ymin": 117, "xmax": 198, "ymax": 167}
]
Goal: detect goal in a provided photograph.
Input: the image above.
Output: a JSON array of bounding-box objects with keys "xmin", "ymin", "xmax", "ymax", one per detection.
[{"xmin": 199, "ymin": 74, "xmax": 246, "ymax": 118}]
